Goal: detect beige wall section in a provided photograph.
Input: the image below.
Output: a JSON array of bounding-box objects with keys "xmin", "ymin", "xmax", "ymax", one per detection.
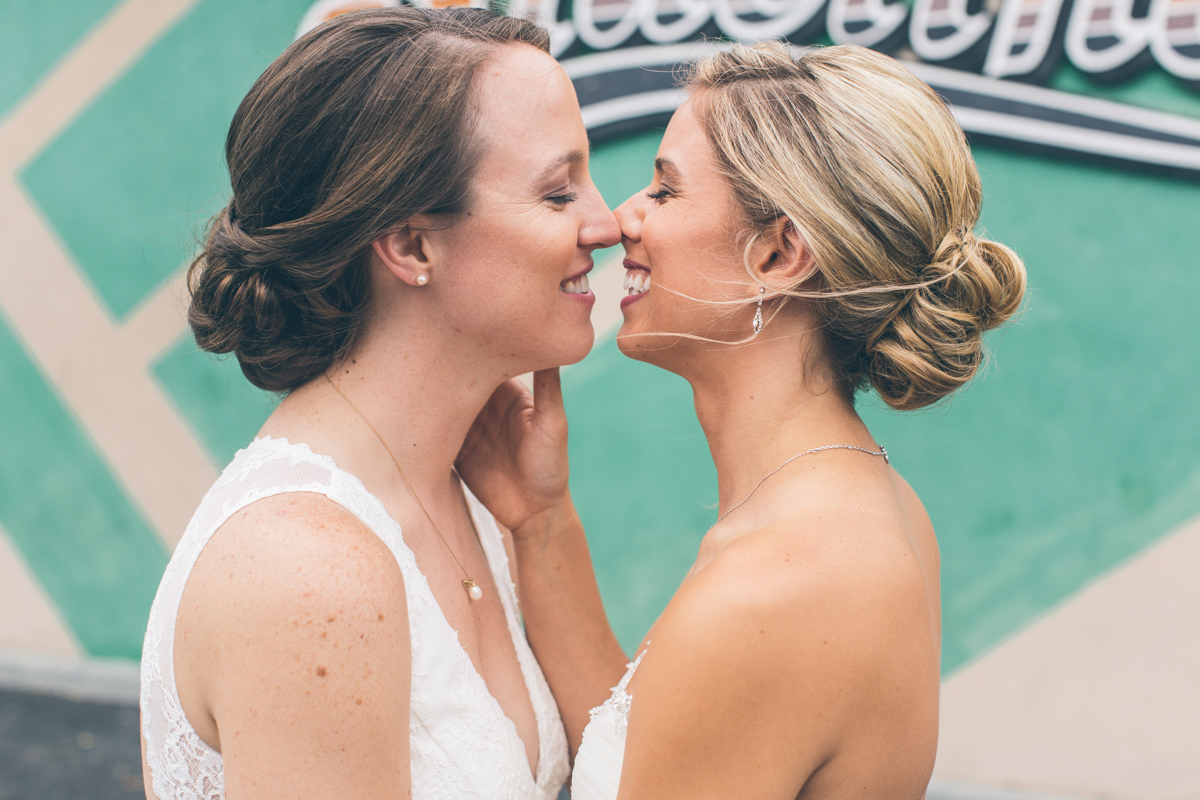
[
  {"xmin": 589, "ymin": 249, "xmax": 629, "ymax": 343},
  {"xmin": 0, "ymin": 0, "xmax": 212, "ymax": 550},
  {"xmin": 0, "ymin": 522, "xmax": 80, "ymax": 658},
  {"xmin": 934, "ymin": 514, "xmax": 1200, "ymax": 800}
]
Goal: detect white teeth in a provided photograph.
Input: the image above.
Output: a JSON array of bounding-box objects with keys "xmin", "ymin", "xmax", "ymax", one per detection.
[
  {"xmin": 560, "ymin": 274, "xmax": 591, "ymax": 294},
  {"xmin": 624, "ymin": 268, "xmax": 651, "ymax": 296}
]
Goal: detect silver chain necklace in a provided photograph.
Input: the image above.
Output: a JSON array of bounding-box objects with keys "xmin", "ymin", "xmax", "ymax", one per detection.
[{"xmin": 711, "ymin": 444, "xmax": 889, "ymax": 530}]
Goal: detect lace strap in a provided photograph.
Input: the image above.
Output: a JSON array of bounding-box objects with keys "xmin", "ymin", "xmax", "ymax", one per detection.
[
  {"xmin": 615, "ymin": 646, "xmax": 648, "ymax": 694},
  {"xmin": 587, "ymin": 646, "xmax": 649, "ymax": 737}
]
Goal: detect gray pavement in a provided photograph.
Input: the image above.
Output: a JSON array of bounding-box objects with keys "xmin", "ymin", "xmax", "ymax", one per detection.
[
  {"xmin": 0, "ymin": 651, "xmax": 1095, "ymax": 800},
  {"xmin": 0, "ymin": 689, "xmax": 143, "ymax": 799}
]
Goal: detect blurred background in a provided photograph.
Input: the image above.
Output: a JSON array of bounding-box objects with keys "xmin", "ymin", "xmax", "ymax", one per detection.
[{"xmin": 0, "ymin": 0, "xmax": 1197, "ymax": 798}]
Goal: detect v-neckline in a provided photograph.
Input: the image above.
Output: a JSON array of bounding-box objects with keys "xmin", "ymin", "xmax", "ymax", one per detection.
[{"xmin": 272, "ymin": 438, "xmax": 546, "ymax": 787}]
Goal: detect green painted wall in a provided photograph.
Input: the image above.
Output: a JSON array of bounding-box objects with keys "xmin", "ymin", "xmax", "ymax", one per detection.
[
  {"xmin": 0, "ymin": 0, "xmax": 121, "ymax": 122},
  {"xmin": 21, "ymin": 0, "xmax": 315, "ymax": 319},
  {"xmin": 0, "ymin": 311, "xmax": 167, "ymax": 658},
  {"xmin": 1, "ymin": 2, "xmax": 1197, "ymax": 670}
]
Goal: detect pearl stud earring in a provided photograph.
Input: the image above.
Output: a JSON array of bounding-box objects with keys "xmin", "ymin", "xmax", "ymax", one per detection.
[{"xmin": 416, "ymin": 274, "xmax": 428, "ymax": 286}]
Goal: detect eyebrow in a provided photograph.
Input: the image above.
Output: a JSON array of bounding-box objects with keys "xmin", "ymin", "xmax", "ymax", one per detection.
[
  {"xmin": 536, "ymin": 149, "xmax": 585, "ymax": 184},
  {"xmin": 655, "ymin": 157, "xmax": 680, "ymax": 179}
]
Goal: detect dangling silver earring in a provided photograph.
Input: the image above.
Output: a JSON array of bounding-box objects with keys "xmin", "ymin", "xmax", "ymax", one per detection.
[{"xmin": 752, "ymin": 287, "xmax": 765, "ymax": 335}]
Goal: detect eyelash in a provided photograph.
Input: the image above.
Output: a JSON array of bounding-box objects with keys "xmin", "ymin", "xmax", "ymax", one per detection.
[
  {"xmin": 646, "ymin": 189, "xmax": 670, "ymax": 204},
  {"xmin": 547, "ymin": 191, "xmax": 578, "ymax": 206}
]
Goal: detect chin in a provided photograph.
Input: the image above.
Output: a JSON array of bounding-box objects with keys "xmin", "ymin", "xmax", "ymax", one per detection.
[
  {"xmin": 615, "ymin": 325, "xmax": 654, "ymax": 365},
  {"xmin": 533, "ymin": 324, "xmax": 595, "ymax": 370}
]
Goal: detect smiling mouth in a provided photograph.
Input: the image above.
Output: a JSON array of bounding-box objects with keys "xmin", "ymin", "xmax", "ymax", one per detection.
[
  {"xmin": 560, "ymin": 273, "xmax": 590, "ymax": 294},
  {"xmin": 623, "ymin": 269, "xmax": 651, "ymax": 297}
]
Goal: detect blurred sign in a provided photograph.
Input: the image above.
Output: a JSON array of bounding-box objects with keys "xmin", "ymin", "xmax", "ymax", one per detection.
[{"xmin": 301, "ymin": 0, "xmax": 1200, "ymax": 175}]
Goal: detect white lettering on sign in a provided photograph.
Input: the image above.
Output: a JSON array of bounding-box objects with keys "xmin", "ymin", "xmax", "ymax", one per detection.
[
  {"xmin": 985, "ymin": 0, "xmax": 1068, "ymax": 77},
  {"xmin": 909, "ymin": 0, "xmax": 994, "ymax": 63},
  {"xmin": 1150, "ymin": 0, "xmax": 1200, "ymax": 79},
  {"xmin": 1065, "ymin": 0, "xmax": 1151, "ymax": 76},
  {"xmin": 300, "ymin": 0, "xmax": 1200, "ymax": 85},
  {"xmin": 827, "ymin": 0, "xmax": 909, "ymax": 48}
]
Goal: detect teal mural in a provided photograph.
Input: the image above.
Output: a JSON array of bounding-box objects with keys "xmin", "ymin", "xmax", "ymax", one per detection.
[{"xmin": 0, "ymin": 0, "xmax": 1196, "ymax": 672}]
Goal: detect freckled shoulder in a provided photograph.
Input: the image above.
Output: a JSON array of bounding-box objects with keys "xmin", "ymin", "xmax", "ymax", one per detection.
[
  {"xmin": 176, "ymin": 491, "xmax": 413, "ymax": 793},
  {"xmin": 177, "ymin": 491, "xmax": 409, "ymax": 728},
  {"xmin": 188, "ymin": 491, "xmax": 407, "ymax": 623}
]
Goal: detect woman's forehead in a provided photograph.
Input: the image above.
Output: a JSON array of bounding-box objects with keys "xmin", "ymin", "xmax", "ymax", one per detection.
[
  {"xmin": 658, "ymin": 100, "xmax": 720, "ymax": 182},
  {"xmin": 471, "ymin": 48, "xmax": 585, "ymax": 186}
]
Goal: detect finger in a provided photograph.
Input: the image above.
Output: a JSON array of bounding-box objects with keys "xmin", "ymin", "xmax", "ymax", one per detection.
[
  {"xmin": 532, "ymin": 368, "xmax": 565, "ymax": 420},
  {"xmin": 479, "ymin": 378, "xmax": 527, "ymax": 422}
]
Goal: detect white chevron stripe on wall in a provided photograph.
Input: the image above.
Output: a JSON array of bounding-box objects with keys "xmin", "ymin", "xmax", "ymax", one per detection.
[{"xmin": 0, "ymin": 521, "xmax": 78, "ymax": 658}]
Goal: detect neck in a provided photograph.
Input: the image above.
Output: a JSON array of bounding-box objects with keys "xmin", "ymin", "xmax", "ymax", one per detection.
[
  {"xmin": 685, "ymin": 329, "xmax": 870, "ymax": 518},
  {"xmin": 277, "ymin": 303, "xmax": 518, "ymax": 506}
]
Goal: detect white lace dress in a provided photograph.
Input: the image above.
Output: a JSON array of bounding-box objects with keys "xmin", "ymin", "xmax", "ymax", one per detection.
[
  {"xmin": 569, "ymin": 648, "xmax": 647, "ymax": 800},
  {"xmin": 140, "ymin": 437, "xmax": 569, "ymax": 800}
]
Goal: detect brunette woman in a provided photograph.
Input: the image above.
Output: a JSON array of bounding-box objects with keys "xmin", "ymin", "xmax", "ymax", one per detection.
[{"xmin": 139, "ymin": 8, "xmax": 617, "ymax": 799}]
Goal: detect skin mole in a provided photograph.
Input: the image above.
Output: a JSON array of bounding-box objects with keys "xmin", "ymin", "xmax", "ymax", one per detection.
[{"xmin": 316, "ymin": 666, "xmax": 328, "ymax": 678}]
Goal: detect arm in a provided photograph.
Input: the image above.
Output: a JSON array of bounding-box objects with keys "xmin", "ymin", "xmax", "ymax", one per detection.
[
  {"xmin": 175, "ymin": 493, "xmax": 411, "ymax": 799},
  {"xmin": 457, "ymin": 370, "xmax": 628, "ymax": 752},
  {"xmin": 509, "ymin": 496, "xmax": 629, "ymax": 751}
]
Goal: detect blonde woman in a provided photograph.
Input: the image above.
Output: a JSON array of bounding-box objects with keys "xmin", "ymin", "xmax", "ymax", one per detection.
[{"xmin": 458, "ymin": 43, "xmax": 1026, "ymax": 799}]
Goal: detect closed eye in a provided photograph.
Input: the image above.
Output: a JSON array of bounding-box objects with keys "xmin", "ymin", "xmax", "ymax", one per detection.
[
  {"xmin": 547, "ymin": 191, "xmax": 579, "ymax": 206},
  {"xmin": 646, "ymin": 189, "xmax": 670, "ymax": 204}
]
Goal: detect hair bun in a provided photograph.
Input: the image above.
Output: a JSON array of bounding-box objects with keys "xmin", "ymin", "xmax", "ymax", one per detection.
[
  {"xmin": 866, "ymin": 227, "xmax": 1026, "ymax": 411},
  {"xmin": 187, "ymin": 207, "xmax": 292, "ymax": 384}
]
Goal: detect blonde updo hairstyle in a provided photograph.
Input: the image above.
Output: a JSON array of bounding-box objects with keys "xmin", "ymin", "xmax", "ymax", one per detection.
[{"xmin": 689, "ymin": 43, "xmax": 1026, "ymax": 411}]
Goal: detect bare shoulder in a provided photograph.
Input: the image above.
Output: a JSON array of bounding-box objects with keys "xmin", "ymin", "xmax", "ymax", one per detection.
[
  {"xmin": 676, "ymin": 497, "xmax": 932, "ymax": 660},
  {"xmin": 651, "ymin": 492, "xmax": 935, "ymax": 717},
  {"xmin": 618, "ymin": 505, "xmax": 939, "ymax": 798},
  {"xmin": 184, "ymin": 491, "xmax": 408, "ymax": 638},
  {"xmin": 174, "ymin": 491, "xmax": 411, "ymax": 796}
]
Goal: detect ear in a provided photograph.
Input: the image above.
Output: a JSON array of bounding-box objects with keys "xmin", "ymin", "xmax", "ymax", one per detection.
[
  {"xmin": 750, "ymin": 216, "xmax": 817, "ymax": 287},
  {"xmin": 371, "ymin": 218, "xmax": 437, "ymax": 287}
]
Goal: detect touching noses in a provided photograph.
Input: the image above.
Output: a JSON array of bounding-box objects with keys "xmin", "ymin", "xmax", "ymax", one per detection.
[
  {"xmin": 581, "ymin": 190, "xmax": 621, "ymax": 250},
  {"xmin": 613, "ymin": 193, "xmax": 644, "ymax": 243}
]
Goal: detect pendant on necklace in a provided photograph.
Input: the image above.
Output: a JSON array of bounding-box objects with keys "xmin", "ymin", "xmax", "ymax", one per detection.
[{"xmin": 462, "ymin": 579, "xmax": 483, "ymax": 601}]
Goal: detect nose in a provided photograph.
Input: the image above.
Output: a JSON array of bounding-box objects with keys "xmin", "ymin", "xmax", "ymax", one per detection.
[
  {"xmin": 581, "ymin": 187, "xmax": 620, "ymax": 250},
  {"xmin": 613, "ymin": 192, "xmax": 643, "ymax": 243}
]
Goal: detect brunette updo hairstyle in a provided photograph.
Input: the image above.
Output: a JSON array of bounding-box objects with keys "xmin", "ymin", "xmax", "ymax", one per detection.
[
  {"xmin": 689, "ymin": 43, "xmax": 1027, "ymax": 411},
  {"xmin": 187, "ymin": 8, "xmax": 549, "ymax": 391}
]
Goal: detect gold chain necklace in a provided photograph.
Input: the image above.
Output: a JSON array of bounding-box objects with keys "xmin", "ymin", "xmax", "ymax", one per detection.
[
  {"xmin": 710, "ymin": 444, "xmax": 889, "ymax": 532},
  {"xmin": 324, "ymin": 374, "xmax": 483, "ymax": 601}
]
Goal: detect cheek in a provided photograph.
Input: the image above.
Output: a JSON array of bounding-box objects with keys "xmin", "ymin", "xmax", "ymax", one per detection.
[
  {"xmin": 643, "ymin": 213, "xmax": 706, "ymax": 296},
  {"xmin": 500, "ymin": 212, "xmax": 578, "ymax": 278}
]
